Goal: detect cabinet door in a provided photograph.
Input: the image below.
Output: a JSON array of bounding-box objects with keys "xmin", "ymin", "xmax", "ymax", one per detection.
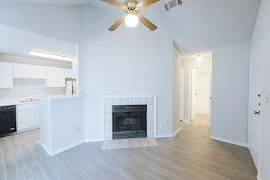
[
  {"xmin": 14, "ymin": 64, "xmax": 47, "ymax": 79},
  {"xmin": 64, "ymin": 68, "xmax": 73, "ymax": 79},
  {"xmin": 0, "ymin": 62, "xmax": 13, "ymax": 88},
  {"xmin": 17, "ymin": 108, "xmax": 39, "ymax": 131},
  {"xmin": 46, "ymin": 67, "xmax": 65, "ymax": 87}
]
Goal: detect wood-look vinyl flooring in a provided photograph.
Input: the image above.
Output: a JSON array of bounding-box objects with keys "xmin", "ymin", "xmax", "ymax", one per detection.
[{"xmin": 0, "ymin": 114, "xmax": 257, "ymax": 180}]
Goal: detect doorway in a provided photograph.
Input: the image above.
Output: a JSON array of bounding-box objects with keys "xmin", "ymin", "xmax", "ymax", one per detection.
[{"xmin": 188, "ymin": 66, "xmax": 212, "ymax": 124}]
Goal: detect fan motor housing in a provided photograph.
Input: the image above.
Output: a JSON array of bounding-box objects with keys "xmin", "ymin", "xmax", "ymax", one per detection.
[{"xmin": 123, "ymin": 0, "xmax": 141, "ymax": 14}]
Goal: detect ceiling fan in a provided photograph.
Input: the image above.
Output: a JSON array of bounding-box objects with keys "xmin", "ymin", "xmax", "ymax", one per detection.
[{"xmin": 101, "ymin": 0, "xmax": 159, "ymax": 31}]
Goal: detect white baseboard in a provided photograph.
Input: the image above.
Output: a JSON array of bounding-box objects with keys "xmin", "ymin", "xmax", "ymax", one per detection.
[
  {"xmin": 210, "ymin": 135, "xmax": 248, "ymax": 147},
  {"xmin": 156, "ymin": 134, "xmax": 173, "ymax": 138},
  {"xmin": 40, "ymin": 140, "xmax": 84, "ymax": 156},
  {"xmin": 85, "ymin": 138, "xmax": 104, "ymax": 142},
  {"xmin": 182, "ymin": 119, "xmax": 190, "ymax": 123},
  {"xmin": 39, "ymin": 141, "xmax": 52, "ymax": 156},
  {"xmin": 257, "ymin": 174, "xmax": 262, "ymax": 180},
  {"xmin": 173, "ymin": 126, "xmax": 181, "ymax": 137},
  {"xmin": 17, "ymin": 126, "xmax": 39, "ymax": 134}
]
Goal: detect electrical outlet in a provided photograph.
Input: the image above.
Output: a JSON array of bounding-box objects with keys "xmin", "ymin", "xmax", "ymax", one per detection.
[
  {"xmin": 76, "ymin": 127, "xmax": 80, "ymax": 132},
  {"xmin": 166, "ymin": 121, "xmax": 169, "ymax": 126},
  {"xmin": 265, "ymin": 94, "xmax": 270, "ymax": 104}
]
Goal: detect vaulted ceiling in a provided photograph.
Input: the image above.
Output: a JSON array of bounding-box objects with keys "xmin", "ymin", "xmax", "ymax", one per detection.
[
  {"xmin": 91, "ymin": 0, "xmax": 261, "ymax": 53},
  {"xmin": 0, "ymin": 0, "xmax": 93, "ymax": 5},
  {"xmin": 0, "ymin": 0, "xmax": 261, "ymax": 54}
]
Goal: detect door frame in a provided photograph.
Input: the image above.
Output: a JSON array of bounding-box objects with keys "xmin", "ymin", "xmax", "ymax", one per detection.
[
  {"xmin": 248, "ymin": 41, "xmax": 264, "ymax": 175},
  {"xmin": 180, "ymin": 67, "xmax": 185, "ymax": 121},
  {"xmin": 187, "ymin": 65, "xmax": 212, "ymax": 122}
]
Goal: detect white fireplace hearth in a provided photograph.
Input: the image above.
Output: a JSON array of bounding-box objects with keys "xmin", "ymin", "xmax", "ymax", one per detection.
[{"xmin": 102, "ymin": 96, "xmax": 157, "ymax": 140}]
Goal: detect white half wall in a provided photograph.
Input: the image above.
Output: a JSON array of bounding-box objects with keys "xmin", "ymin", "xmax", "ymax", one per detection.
[
  {"xmin": 211, "ymin": 41, "xmax": 250, "ymax": 144},
  {"xmin": 251, "ymin": 0, "xmax": 270, "ymax": 179},
  {"xmin": 81, "ymin": 5, "xmax": 174, "ymax": 140}
]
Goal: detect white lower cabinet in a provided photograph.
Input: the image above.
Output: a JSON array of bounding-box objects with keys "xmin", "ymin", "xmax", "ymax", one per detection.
[{"xmin": 17, "ymin": 104, "xmax": 39, "ymax": 131}]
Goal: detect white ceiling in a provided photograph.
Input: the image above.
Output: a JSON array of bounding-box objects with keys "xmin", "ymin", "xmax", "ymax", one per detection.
[
  {"xmin": 0, "ymin": 0, "xmax": 94, "ymax": 5},
  {"xmin": 92, "ymin": 0, "xmax": 261, "ymax": 54}
]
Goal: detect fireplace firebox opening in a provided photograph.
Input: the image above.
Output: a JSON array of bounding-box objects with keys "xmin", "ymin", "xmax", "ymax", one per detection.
[{"xmin": 112, "ymin": 105, "xmax": 147, "ymax": 139}]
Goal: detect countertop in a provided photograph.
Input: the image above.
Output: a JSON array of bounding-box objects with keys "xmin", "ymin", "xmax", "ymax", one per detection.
[
  {"xmin": 0, "ymin": 95, "xmax": 83, "ymax": 106},
  {"xmin": 0, "ymin": 98, "xmax": 39, "ymax": 106}
]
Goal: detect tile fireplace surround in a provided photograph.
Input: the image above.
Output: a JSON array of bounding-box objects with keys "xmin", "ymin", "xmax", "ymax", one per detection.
[{"xmin": 102, "ymin": 96, "xmax": 156, "ymax": 140}]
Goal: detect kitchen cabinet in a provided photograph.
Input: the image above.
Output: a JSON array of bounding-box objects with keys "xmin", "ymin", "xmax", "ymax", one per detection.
[
  {"xmin": 64, "ymin": 68, "xmax": 73, "ymax": 79},
  {"xmin": 0, "ymin": 62, "xmax": 13, "ymax": 88},
  {"xmin": 14, "ymin": 63, "xmax": 47, "ymax": 79},
  {"xmin": 17, "ymin": 103, "xmax": 39, "ymax": 131},
  {"xmin": 46, "ymin": 67, "xmax": 65, "ymax": 87}
]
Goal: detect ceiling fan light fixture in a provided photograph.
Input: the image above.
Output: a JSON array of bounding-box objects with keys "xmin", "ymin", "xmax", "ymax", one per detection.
[
  {"xmin": 125, "ymin": 14, "xmax": 139, "ymax": 28},
  {"xmin": 197, "ymin": 55, "xmax": 202, "ymax": 62}
]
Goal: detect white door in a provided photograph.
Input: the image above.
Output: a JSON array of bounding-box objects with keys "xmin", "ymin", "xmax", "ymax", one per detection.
[
  {"xmin": 249, "ymin": 43, "xmax": 263, "ymax": 169},
  {"xmin": 190, "ymin": 69, "xmax": 197, "ymax": 121},
  {"xmin": 195, "ymin": 73, "xmax": 211, "ymax": 114}
]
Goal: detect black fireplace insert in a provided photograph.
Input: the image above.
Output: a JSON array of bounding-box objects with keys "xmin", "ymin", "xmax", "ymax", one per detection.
[{"xmin": 112, "ymin": 105, "xmax": 147, "ymax": 139}]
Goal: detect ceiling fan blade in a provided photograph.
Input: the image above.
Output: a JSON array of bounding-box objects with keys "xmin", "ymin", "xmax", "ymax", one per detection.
[
  {"xmin": 138, "ymin": 15, "xmax": 157, "ymax": 31},
  {"xmin": 108, "ymin": 16, "xmax": 125, "ymax": 31},
  {"xmin": 101, "ymin": 0, "xmax": 124, "ymax": 8},
  {"xmin": 138, "ymin": 0, "xmax": 159, "ymax": 9}
]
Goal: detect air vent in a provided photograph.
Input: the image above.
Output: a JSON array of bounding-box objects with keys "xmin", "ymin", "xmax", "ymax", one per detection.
[
  {"xmin": 164, "ymin": 4, "xmax": 170, "ymax": 11},
  {"xmin": 177, "ymin": 0, "xmax": 183, "ymax": 5},
  {"xmin": 169, "ymin": 0, "xmax": 177, "ymax": 8},
  {"xmin": 164, "ymin": 0, "xmax": 184, "ymax": 11}
]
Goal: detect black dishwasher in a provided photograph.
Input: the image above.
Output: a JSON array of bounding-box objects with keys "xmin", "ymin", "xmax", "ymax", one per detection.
[{"xmin": 0, "ymin": 105, "xmax": 17, "ymax": 137}]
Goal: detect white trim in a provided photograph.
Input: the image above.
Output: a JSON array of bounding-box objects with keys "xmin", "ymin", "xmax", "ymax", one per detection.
[
  {"xmin": 16, "ymin": 126, "xmax": 39, "ymax": 134},
  {"xmin": 210, "ymin": 135, "xmax": 248, "ymax": 147},
  {"xmin": 180, "ymin": 67, "xmax": 185, "ymax": 121},
  {"xmin": 85, "ymin": 138, "xmax": 104, "ymax": 142},
  {"xmin": 257, "ymin": 174, "xmax": 262, "ymax": 180},
  {"xmin": 182, "ymin": 119, "xmax": 190, "ymax": 123},
  {"xmin": 173, "ymin": 126, "xmax": 181, "ymax": 137},
  {"xmin": 39, "ymin": 141, "xmax": 52, "ymax": 156},
  {"xmin": 52, "ymin": 140, "xmax": 84, "ymax": 156},
  {"xmin": 156, "ymin": 134, "xmax": 173, "ymax": 138}
]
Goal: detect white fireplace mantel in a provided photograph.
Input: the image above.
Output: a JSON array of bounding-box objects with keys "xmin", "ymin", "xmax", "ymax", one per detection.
[{"xmin": 102, "ymin": 95, "xmax": 157, "ymax": 140}]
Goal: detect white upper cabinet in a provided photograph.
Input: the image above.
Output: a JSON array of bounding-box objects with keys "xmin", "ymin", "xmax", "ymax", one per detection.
[
  {"xmin": 46, "ymin": 67, "xmax": 65, "ymax": 87},
  {"xmin": 64, "ymin": 68, "xmax": 73, "ymax": 79},
  {"xmin": 0, "ymin": 62, "xmax": 13, "ymax": 88},
  {"xmin": 14, "ymin": 64, "xmax": 47, "ymax": 79}
]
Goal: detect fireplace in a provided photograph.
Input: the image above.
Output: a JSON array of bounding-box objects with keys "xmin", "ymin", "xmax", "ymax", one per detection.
[{"xmin": 112, "ymin": 105, "xmax": 147, "ymax": 139}]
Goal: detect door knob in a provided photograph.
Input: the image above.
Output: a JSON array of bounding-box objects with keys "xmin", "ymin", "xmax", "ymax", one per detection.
[{"xmin": 254, "ymin": 111, "xmax": 260, "ymax": 115}]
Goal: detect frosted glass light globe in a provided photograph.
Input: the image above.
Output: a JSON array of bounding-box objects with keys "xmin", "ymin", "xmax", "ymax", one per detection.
[{"xmin": 125, "ymin": 14, "xmax": 139, "ymax": 28}]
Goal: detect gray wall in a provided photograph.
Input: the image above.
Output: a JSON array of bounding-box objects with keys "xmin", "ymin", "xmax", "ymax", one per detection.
[
  {"xmin": 211, "ymin": 41, "xmax": 250, "ymax": 144},
  {"xmin": 81, "ymin": 5, "xmax": 174, "ymax": 139},
  {"xmin": 251, "ymin": 0, "xmax": 270, "ymax": 179}
]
